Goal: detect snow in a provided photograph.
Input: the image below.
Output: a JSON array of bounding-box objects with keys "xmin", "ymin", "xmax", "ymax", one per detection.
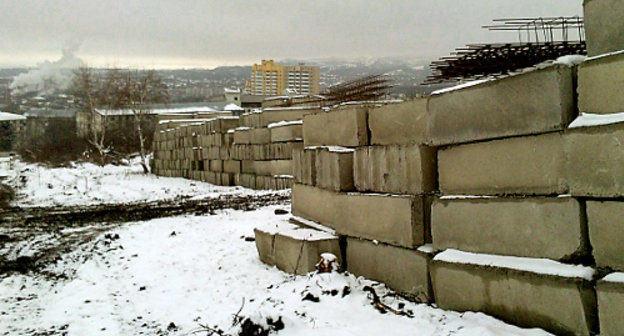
[
  {"xmin": 291, "ymin": 216, "xmax": 337, "ymax": 235},
  {"xmin": 553, "ymin": 55, "xmax": 586, "ymax": 66},
  {"xmin": 256, "ymin": 219, "xmax": 337, "ymax": 241},
  {"xmin": 264, "ymin": 106, "xmax": 317, "ymax": 111},
  {"xmin": 96, "ymin": 106, "xmax": 230, "ymax": 116},
  {"xmin": 434, "ymin": 249, "xmax": 595, "ymax": 280},
  {"xmin": 417, "ymin": 244, "xmax": 434, "ymax": 254},
  {"xmin": 0, "ymin": 111, "xmax": 26, "ymax": 121},
  {"xmin": 439, "ymin": 195, "xmax": 497, "ymax": 200},
  {"xmin": 585, "ymin": 49, "xmax": 624, "ymax": 62},
  {"xmin": 304, "ymin": 145, "xmax": 354, "ymax": 153},
  {"xmin": 568, "ymin": 112, "xmax": 624, "ymax": 128},
  {"xmin": 224, "ymin": 103, "xmax": 244, "ymax": 111},
  {"xmin": 7, "ymin": 159, "xmax": 280, "ymax": 207},
  {"xmin": 267, "ymin": 120, "xmax": 303, "ymax": 129},
  {"xmin": 602, "ymin": 272, "xmax": 624, "ymax": 284},
  {"xmin": 431, "ymin": 78, "xmax": 493, "ymax": 95}
]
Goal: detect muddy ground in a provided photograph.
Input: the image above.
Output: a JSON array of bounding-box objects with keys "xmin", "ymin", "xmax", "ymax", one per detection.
[{"xmin": 0, "ymin": 193, "xmax": 290, "ymax": 276}]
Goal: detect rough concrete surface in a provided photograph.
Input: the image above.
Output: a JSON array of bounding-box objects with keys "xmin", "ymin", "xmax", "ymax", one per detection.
[
  {"xmin": 346, "ymin": 237, "xmax": 432, "ymax": 302},
  {"xmin": 292, "ymin": 148, "xmax": 316, "ymax": 185},
  {"xmin": 431, "ymin": 197, "xmax": 585, "ymax": 260},
  {"xmin": 242, "ymin": 160, "xmax": 292, "ymax": 176},
  {"xmin": 303, "ymin": 107, "xmax": 368, "ymax": 147},
  {"xmin": 578, "ymin": 52, "xmax": 624, "ymax": 114},
  {"xmin": 438, "ymin": 132, "xmax": 567, "ymax": 195},
  {"xmin": 565, "ymin": 124, "xmax": 624, "ymax": 197},
  {"xmin": 254, "ymin": 227, "xmax": 276, "ymax": 266},
  {"xmin": 596, "ymin": 278, "xmax": 624, "ymax": 336},
  {"xmin": 369, "ymin": 99, "xmax": 428, "ymax": 145},
  {"xmin": 587, "ymin": 201, "xmax": 624, "ymax": 271},
  {"xmin": 583, "ymin": 0, "xmax": 624, "ymax": 56},
  {"xmin": 273, "ymin": 233, "xmax": 341, "ymax": 275},
  {"xmin": 261, "ymin": 108, "xmax": 318, "ymax": 128},
  {"xmin": 315, "ymin": 148, "xmax": 354, "ymax": 192},
  {"xmin": 428, "ymin": 64, "xmax": 575, "ymax": 146},
  {"xmin": 270, "ymin": 123, "xmax": 303, "ymax": 143},
  {"xmin": 223, "ymin": 160, "xmax": 241, "ymax": 174},
  {"xmin": 354, "ymin": 145, "xmax": 436, "ymax": 195},
  {"xmin": 431, "ymin": 260, "xmax": 597, "ymax": 336},
  {"xmin": 292, "ymin": 184, "xmax": 429, "ymax": 248}
]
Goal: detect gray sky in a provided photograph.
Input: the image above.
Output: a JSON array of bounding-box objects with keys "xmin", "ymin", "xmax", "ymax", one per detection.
[{"xmin": 0, "ymin": 0, "xmax": 583, "ymax": 69}]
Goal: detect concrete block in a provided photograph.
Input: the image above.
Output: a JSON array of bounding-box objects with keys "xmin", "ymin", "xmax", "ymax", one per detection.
[
  {"xmin": 584, "ymin": 0, "xmax": 624, "ymax": 56},
  {"xmin": 209, "ymin": 160, "xmax": 223, "ymax": 173},
  {"xmin": 369, "ymin": 99, "xmax": 428, "ymax": 145},
  {"xmin": 578, "ymin": 53, "xmax": 624, "ymax": 114},
  {"xmin": 315, "ymin": 147, "xmax": 354, "ymax": 192},
  {"xmin": 431, "ymin": 251, "xmax": 597, "ymax": 336},
  {"xmin": 432, "ymin": 197, "xmax": 585, "ymax": 260},
  {"xmin": 587, "ymin": 201, "xmax": 624, "ymax": 271},
  {"xmin": 292, "ymin": 184, "xmax": 429, "ymax": 248},
  {"xmin": 596, "ymin": 274, "xmax": 624, "ymax": 336},
  {"xmin": 439, "ymin": 132, "xmax": 567, "ymax": 196},
  {"xmin": 270, "ymin": 123, "xmax": 303, "ymax": 143},
  {"xmin": 566, "ymin": 124, "xmax": 624, "ymax": 197},
  {"xmin": 242, "ymin": 160, "xmax": 292, "ymax": 176},
  {"xmin": 354, "ymin": 145, "xmax": 436, "ymax": 195},
  {"xmin": 428, "ymin": 64, "xmax": 575, "ymax": 146},
  {"xmin": 233, "ymin": 128, "xmax": 252, "ymax": 144},
  {"xmin": 249, "ymin": 128, "xmax": 271, "ymax": 144},
  {"xmin": 223, "ymin": 160, "xmax": 241, "ymax": 174},
  {"xmin": 262, "ymin": 107, "xmax": 319, "ymax": 127},
  {"xmin": 303, "ymin": 107, "xmax": 368, "ymax": 147},
  {"xmin": 347, "ymin": 238, "xmax": 432, "ymax": 302},
  {"xmin": 292, "ymin": 148, "xmax": 317, "ymax": 185},
  {"xmin": 255, "ymin": 220, "xmax": 341, "ymax": 275}
]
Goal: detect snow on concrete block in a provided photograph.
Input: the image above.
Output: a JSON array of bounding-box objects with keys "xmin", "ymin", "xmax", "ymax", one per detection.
[
  {"xmin": 584, "ymin": 0, "xmax": 624, "ymax": 57},
  {"xmin": 578, "ymin": 52, "xmax": 624, "ymax": 114},
  {"xmin": 432, "ymin": 197, "xmax": 585, "ymax": 260},
  {"xmin": 368, "ymin": 99, "xmax": 428, "ymax": 145},
  {"xmin": 428, "ymin": 64, "xmax": 575, "ymax": 146},
  {"xmin": 292, "ymin": 184, "xmax": 429, "ymax": 248},
  {"xmin": 314, "ymin": 147, "xmax": 354, "ymax": 192},
  {"xmin": 439, "ymin": 132, "xmax": 567, "ymax": 196},
  {"xmin": 354, "ymin": 145, "xmax": 436, "ymax": 195},
  {"xmin": 431, "ymin": 249, "xmax": 597, "ymax": 336},
  {"xmin": 587, "ymin": 201, "xmax": 624, "ymax": 271},
  {"xmin": 597, "ymin": 273, "xmax": 624, "ymax": 336},
  {"xmin": 255, "ymin": 220, "xmax": 341, "ymax": 275},
  {"xmin": 303, "ymin": 106, "xmax": 368, "ymax": 147},
  {"xmin": 346, "ymin": 238, "xmax": 432, "ymax": 302},
  {"xmin": 269, "ymin": 122, "xmax": 303, "ymax": 143},
  {"xmin": 565, "ymin": 123, "xmax": 624, "ymax": 197},
  {"xmin": 261, "ymin": 107, "xmax": 320, "ymax": 128}
]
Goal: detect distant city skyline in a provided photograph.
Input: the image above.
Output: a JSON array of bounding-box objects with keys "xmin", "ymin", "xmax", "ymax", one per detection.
[{"xmin": 1, "ymin": 0, "xmax": 583, "ymax": 69}]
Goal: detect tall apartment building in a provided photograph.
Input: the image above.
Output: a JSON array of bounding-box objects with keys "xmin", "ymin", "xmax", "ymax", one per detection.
[{"xmin": 250, "ymin": 60, "xmax": 320, "ymax": 96}]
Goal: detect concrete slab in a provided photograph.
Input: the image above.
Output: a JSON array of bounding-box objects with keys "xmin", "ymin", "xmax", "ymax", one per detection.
[
  {"xmin": 253, "ymin": 227, "xmax": 276, "ymax": 266},
  {"xmin": 428, "ymin": 64, "xmax": 575, "ymax": 146},
  {"xmin": 292, "ymin": 184, "xmax": 429, "ymax": 248},
  {"xmin": 347, "ymin": 238, "xmax": 432, "ymax": 302},
  {"xmin": 587, "ymin": 201, "xmax": 624, "ymax": 271},
  {"xmin": 270, "ymin": 123, "xmax": 303, "ymax": 143},
  {"xmin": 432, "ymin": 197, "xmax": 585, "ymax": 260},
  {"xmin": 292, "ymin": 148, "xmax": 316, "ymax": 185},
  {"xmin": 354, "ymin": 145, "xmax": 436, "ymax": 195},
  {"xmin": 431, "ymin": 253, "xmax": 597, "ymax": 336},
  {"xmin": 223, "ymin": 160, "xmax": 241, "ymax": 174},
  {"xmin": 242, "ymin": 160, "xmax": 292, "ymax": 176},
  {"xmin": 565, "ymin": 123, "xmax": 624, "ymax": 197},
  {"xmin": 303, "ymin": 107, "xmax": 368, "ymax": 147},
  {"xmin": 261, "ymin": 107, "xmax": 319, "ymax": 128},
  {"xmin": 369, "ymin": 99, "xmax": 428, "ymax": 145},
  {"xmin": 583, "ymin": 0, "xmax": 624, "ymax": 56},
  {"xmin": 439, "ymin": 132, "xmax": 567, "ymax": 196},
  {"xmin": 578, "ymin": 52, "xmax": 624, "ymax": 114},
  {"xmin": 209, "ymin": 160, "xmax": 223, "ymax": 173},
  {"xmin": 315, "ymin": 147, "xmax": 354, "ymax": 192},
  {"xmin": 596, "ymin": 274, "xmax": 624, "ymax": 336}
]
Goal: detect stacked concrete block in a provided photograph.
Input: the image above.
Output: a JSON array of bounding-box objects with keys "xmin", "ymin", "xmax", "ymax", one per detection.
[
  {"xmin": 583, "ymin": 0, "xmax": 624, "ymax": 57},
  {"xmin": 578, "ymin": 53, "xmax": 624, "ymax": 115},
  {"xmin": 151, "ymin": 116, "xmax": 240, "ymax": 186}
]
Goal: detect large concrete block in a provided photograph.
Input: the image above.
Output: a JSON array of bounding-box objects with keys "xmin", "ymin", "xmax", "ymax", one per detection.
[
  {"xmin": 596, "ymin": 274, "xmax": 624, "ymax": 336},
  {"xmin": 242, "ymin": 160, "xmax": 292, "ymax": 176},
  {"xmin": 233, "ymin": 128, "xmax": 252, "ymax": 144},
  {"xmin": 223, "ymin": 160, "xmax": 241, "ymax": 174},
  {"xmin": 431, "ymin": 250, "xmax": 597, "ymax": 336},
  {"xmin": 303, "ymin": 107, "xmax": 368, "ymax": 147},
  {"xmin": 432, "ymin": 197, "xmax": 585, "ymax": 260},
  {"xmin": 369, "ymin": 99, "xmax": 428, "ymax": 145},
  {"xmin": 292, "ymin": 184, "xmax": 429, "ymax": 248},
  {"xmin": 565, "ymin": 123, "xmax": 624, "ymax": 197},
  {"xmin": 292, "ymin": 148, "xmax": 316, "ymax": 185},
  {"xmin": 587, "ymin": 201, "xmax": 624, "ymax": 271},
  {"xmin": 428, "ymin": 64, "xmax": 575, "ymax": 146},
  {"xmin": 578, "ymin": 53, "xmax": 624, "ymax": 114},
  {"xmin": 254, "ymin": 220, "xmax": 341, "ymax": 275},
  {"xmin": 354, "ymin": 145, "xmax": 436, "ymax": 195},
  {"xmin": 269, "ymin": 122, "xmax": 303, "ymax": 143},
  {"xmin": 314, "ymin": 147, "xmax": 354, "ymax": 192},
  {"xmin": 584, "ymin": 0, "xmax": 624, "ymax": 57},
  {"xmin": 347, "ymin": 238, "xmax": 432, "ymax": 302},
  {"xmin": 262, "ymin": 107, "xmax": 319, "ymax": 128},
  {"xmin": 439, "ymin": 132, "xmax": 567, "ymax": 196}
]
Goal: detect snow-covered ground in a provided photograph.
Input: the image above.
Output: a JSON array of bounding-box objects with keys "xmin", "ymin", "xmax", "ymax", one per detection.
[
  {"xmin": 0, "ymin": 160, "xmax": 554, "ymax": 335},
  {"xmin": 7, "ymin": 159, "xmax": 282, "ymax": 207}
]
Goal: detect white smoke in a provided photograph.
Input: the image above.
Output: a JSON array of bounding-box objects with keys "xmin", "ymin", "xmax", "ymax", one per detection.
[{"xmin": 10, "ymin": 39, "xmax": 84, "ymax": 95}]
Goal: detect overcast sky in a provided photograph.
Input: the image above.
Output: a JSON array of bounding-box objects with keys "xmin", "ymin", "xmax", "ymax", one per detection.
[{"xmin": 0, "ymin": 0, "xmax": 583, "ymax": 69}]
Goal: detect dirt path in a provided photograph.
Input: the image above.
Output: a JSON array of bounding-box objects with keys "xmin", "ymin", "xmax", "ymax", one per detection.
[{"xmin": 0, "ymin": 193, "xmax": 290, "ymax": 276}]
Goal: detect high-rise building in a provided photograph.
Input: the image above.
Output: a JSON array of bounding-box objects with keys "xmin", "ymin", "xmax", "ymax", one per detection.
[{"xmin": 250, "ymin": 60, "xmax": 319, "ymax": 96}]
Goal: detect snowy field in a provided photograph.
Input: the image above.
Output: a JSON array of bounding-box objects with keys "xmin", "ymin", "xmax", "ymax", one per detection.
[{"xmin": 0, "ymin": 161, "xmax": 554, "ymax": 335}]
